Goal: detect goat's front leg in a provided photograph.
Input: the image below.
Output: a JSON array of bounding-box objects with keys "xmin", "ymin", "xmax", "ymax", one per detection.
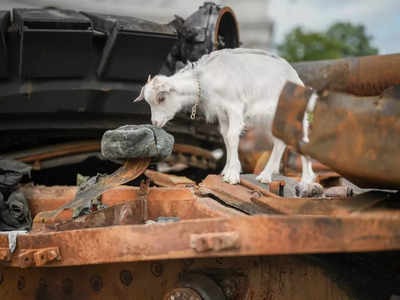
[{"xmin": 222, "ymin": 113, "xmax": 243, "ymax": 184}]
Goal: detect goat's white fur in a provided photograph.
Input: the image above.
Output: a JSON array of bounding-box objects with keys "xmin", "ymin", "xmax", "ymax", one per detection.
[{"xmin": 136, "ymin": 48, "xmax": 316, "ymax": 186}]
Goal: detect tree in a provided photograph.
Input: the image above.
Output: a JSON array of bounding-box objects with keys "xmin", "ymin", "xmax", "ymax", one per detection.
[{"xmin": 278, "ymin": 22, "xmax": 378, "ymax": 62}]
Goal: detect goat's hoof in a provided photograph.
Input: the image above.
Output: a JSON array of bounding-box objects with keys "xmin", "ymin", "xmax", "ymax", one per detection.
[
  {"xmin": 256, "ymin": 173, "xmax": 272, "ymax": 184},
  {"xmin": 220, "ymin": 168, "xmax": 227, "ymax": 177},
  {"xmin": 295, "ymin": 182, "xmax": 324, "ymax": 198},
  {"xmin": 222, "ymin": 171, "xmax": 240, "ymax": 185}
]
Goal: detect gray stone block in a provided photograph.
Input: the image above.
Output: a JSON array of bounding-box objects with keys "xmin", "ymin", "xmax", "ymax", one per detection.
[{"xmin": 101, "ymin": 125, "xmax": 174, "ymax": 162}]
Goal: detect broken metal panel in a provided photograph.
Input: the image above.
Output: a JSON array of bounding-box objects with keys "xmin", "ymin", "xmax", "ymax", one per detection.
[
  {"xmin": 84, "ymin": 12, "xmax": 177, "ymax": 80},
  {"xmin": 13, "ymin": 8, "xmax": 93, "ymax": 79},
  {"xmin": 273, "ymin": 82, "xmax": 400, "ymax": 189},
  {"xmin": 293, "ymin": 53, "xmax": 400, "ymax": 96}
]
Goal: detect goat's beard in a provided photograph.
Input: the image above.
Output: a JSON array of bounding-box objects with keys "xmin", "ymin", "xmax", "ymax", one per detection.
[{"xmin": 151, "ymin": 113, "xmax": 175, "ymax": 128}]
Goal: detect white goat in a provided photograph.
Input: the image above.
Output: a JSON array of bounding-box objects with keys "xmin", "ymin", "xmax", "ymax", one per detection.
[{"xmin": 134, "ymin": 48, "xmax": 319, "ymax": 195}]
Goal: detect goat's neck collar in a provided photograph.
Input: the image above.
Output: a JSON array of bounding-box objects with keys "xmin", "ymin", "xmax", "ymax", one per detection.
[{"xmin": 190, "ymin": 72, "xmax": 201, "ymax": 120}]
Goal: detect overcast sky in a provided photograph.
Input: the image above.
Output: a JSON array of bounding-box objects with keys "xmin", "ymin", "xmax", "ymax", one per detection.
[{"xmin": 268, "ymin": 0, "xmax": 399, "ymax": 54}]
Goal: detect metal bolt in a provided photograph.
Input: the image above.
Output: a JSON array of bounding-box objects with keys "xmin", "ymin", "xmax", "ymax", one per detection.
[
  {"xmin": 17, "ymin": 276, "xmax": 25, "ymax": 290},
  {"xmin": 90, "ymin": 275, "xmax": 103, "ymax": 292},
  {"xmin": 151, "ymin": 262, "xmax": 163, "ymax": 277},
  {"xmin": 220, "ymin": 278, "xmax": 239, "ymax": 299},
  {"xmin": 215, "ymin": 257, "xmax": 224, "ymax": 264},
  {"xmin": 120, "ymin": 270, "xmax": 133, "ymax": 287},
  {"xmin": 62, "ymin": 278, "xmax": 73, "ymax": 295},
  {"xmin": 39, "ymin": 278, "xmax": 47, "ymax": 288},
  {"xmin": 183, "ymin": 259, "xmax": 194, "ymax": 267},
  {"xmin": 163, "ymin": 287, "xmax": 202, "ymax": 300},
  {"xmin": 38, "ymin": 278, "xmax": 48, "ymax": 293}
]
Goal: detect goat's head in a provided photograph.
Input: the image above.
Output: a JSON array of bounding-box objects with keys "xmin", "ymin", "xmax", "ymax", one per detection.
[{"xmin": 133, "ymin": 74, "xmax": 183, "ymax": 127}]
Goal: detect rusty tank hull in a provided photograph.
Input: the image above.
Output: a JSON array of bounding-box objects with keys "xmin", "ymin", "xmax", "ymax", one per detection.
[{"xmin": 0, "ymin": 179, "xmax": 400, "ymax": 299}]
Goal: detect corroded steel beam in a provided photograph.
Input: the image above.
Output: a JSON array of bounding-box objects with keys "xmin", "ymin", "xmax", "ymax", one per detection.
[
  {"xmin": 273, "ymin": 82, "xmax": 400, "ymax": 189},
  {"xmin": 293, "ymin": 53, "xmax": 400, "ymax": 96},
  {"xmin": 1, "ymin": 212, "xmax": 400, "ymax": 267}
]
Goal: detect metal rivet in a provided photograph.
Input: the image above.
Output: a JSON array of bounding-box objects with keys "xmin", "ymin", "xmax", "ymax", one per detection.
[
  {"xmin": 216, "ymin": 257, "xmax": 224, "ymax": 264},
  {"xmin": 151, "ymin": 262, "xmax": 163, "ymax": 277},
  {"xmin": 17, "ymin": 276, "xmax": 25, "ymax": 290},
  {"xmin": 183, "ymin": 259, "xmax": 194, "ymax": 267},
  {"xmin": 39, "ymin": 278, "xmax": 47, "ymax": 288},
  {"xmin": 62, "ymin": 278, "xmax": 73, "ymax": 295},
  {"xmin": 120, "ymin": 270, "xmax": 133, "ymax": 287},
  {"xmin": 221, "ymin": 278, "xmax": 239, "ymax": 299},
  {"xmin": 90, "ymin": 275, "xmax": 103, "ymax": 292}
]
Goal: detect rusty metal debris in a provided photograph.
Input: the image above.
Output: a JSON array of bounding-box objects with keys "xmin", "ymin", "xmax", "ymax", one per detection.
[
  {"xmin": 293, "ymin": 53, "xmax": 400, "ymax": 96},
  {"xmin": 273, "ymin": 82, "xmax": 400, "ymax": 189},
  {"xmin": 41, "ymin": 197, "xmax": 145, "ymax": 232},
  {"xmin": 34, "ymin": 158, "xmax": 150, "ymax": 222},
  {"xmin": 144, "ymin": 170, "xmax": 195, "ymax": 187}
]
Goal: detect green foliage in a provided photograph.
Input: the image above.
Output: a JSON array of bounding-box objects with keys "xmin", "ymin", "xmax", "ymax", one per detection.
[{"xmin": 278, "ymin": 22, "xmax": 378, "ymax": 62}]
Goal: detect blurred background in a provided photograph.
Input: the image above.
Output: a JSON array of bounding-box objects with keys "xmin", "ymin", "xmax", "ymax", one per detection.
[{"xmin": 0, "ymin": 0, "xmax": 398, "ymax": 60}]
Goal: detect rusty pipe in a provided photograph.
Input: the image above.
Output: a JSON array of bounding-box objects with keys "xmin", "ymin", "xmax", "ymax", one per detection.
[
  {"xmin": 273, "ymin": 82, "xmax": 400, "ymax": 189},
  {"xmin": 293, "ymin": 53, "xmax": 400, "ymax": 96}
]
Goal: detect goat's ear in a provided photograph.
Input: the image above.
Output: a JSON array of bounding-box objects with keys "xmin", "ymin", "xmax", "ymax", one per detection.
[{"xmin": 132, "ymin": 86, "xmax": 145, "ymax": 102}]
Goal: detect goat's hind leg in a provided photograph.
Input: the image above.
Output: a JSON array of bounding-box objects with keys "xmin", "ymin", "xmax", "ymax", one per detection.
[
  {"xmin": 296, "ymin": 155, "xmax": 324, "ymax": 197},
  {"xmin": 218, "ymin": 115, "xmax": 230, "ymax": 177},
  {"xmin": 256, "ymin": 138, "xmax": 286, "ymax": 184}
]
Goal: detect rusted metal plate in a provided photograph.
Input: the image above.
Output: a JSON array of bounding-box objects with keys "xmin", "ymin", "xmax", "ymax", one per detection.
[
  {"xmin": 273, "ymin": 82, "xmax": 400, "ymax": 189},
  {"xmin": 293, "ymin": 53, "xmax": 400, "ymax": 96},
  {"xmin": 251, "ymin": 191, "xmax": 390, "ymax": 216},
  {"xmin": 1, "ymin": 212, "xmax": 400, "ymax": 267},
  {"xmin": 144, "ymin": 170, "xmax": 195, "ymax": 187},
  {"xmin": 199, "ymin": 175, "xmax": 272, "ymax": 214},
  {"xmin": 23, "ymin": 185, "xmax": 243, "ymax": 225},
  {"xmin": 0, "ymin": 255, "xmax": 359, "ymax": 300}
]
